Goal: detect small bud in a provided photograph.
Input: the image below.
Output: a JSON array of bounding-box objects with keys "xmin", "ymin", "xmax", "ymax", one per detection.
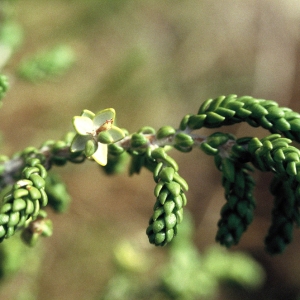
[
  {"xmin": 84, "ymin": 139, "xmax": 98, "ymax": 157},
  {"xmin": 131, "ymin": 133, "xmax": 148, "ymax": 148},
  {"xmin": 98, "ymin": 131, "xmax": 114, "ymax": 144}
]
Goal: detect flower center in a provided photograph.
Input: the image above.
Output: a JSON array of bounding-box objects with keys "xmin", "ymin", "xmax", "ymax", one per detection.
[
  {"xmin": 86, "ymin": 118, "xmax": 114, "ymax": 138},
  {"xmin": 95, "ymin": 118, "xmax": 113, "ymax": 135}
]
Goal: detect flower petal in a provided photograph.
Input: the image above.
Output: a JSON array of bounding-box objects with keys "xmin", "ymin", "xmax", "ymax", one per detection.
[
  {"xmin": 93, "ymin": 108, "xmax": 115, "ymax": 128},
  {"xmin": 92, "ymin": 142, "xmax": 108, "ymax": 166},
  {"xmin": 73, "ymin": 116, "xmax": 93, "ymax": 135},
  {"xmin": 81, "ymin": 109, "xmax": 95, "ymax": 119},
  {"xmin": 70, "ymin": 134, "xmax": 90, "ymax": 152},
  {"xmin": 107, "ymin": 126, "xmax": 125, "ymax": 142}
]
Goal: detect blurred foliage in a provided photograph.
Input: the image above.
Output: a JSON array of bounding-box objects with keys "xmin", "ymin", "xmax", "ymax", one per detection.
[
  {"xmin": 45, "ymin": 173, "xmax": 71, "ymax": 213},
  {"xmin": 0, "ymin": 233, "xmax": 42, "ymax": 299},
  {"xmin": 99, "ymin": 212, "xmax": 265, "ymax": 300},
  {"xmin": 0, "ymin": 75, "xmax": 8, "ymax": 101},
  {"xmin": 0, "ymin": 21, "xmax": 23, "ymax": 50},
  {"xmin": 18, "ymin": 45, "xmax": 75, "ymax": 82}
]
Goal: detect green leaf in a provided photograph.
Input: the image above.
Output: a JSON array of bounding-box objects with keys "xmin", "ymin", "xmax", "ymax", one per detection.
[
  {"xmin": 173, "ymin": 173, "xmax": 189, "ymax": 191},
  {"xmin": 221, "ymin": 158, "xmax": 236, "ymax": 183},
  {"xmin": 274, "ymin": 118, "xmax": 291, "ymax": 131},
  {"xmin": 247, "ymin": 103, "xmax": 268, "ymax": 118},
  {"xmin": 166, "ymin": 182, "xmax": 181, "ymax": 197},
  {"xmin": 151, "ymin": 148, "xmax": 167, "ymax": 160},
  {"xmin": 153, "ymin": 218, "xmax": 165, "ymax": 233},
  {"xmin": 0, "ymin": 214, "xmax": 9, "ymax": 225},
  {"xmin": 153, "ymin": 207, "xmax": 165, "ymax": 221},
  {"xmin": 159, "ymin": 167, "xmax": 175, "ymax": 182},
  {"xmin": 165, "ymin": 213, "xmax": 177, "ymax": 229},
  {"xmin": 28, "ymin": 186, "xmax": 42, "ymax": 200},
  {"xmin": 174, "ymin": 133, "xmax": 194, "ymax": 147},
  {"xmin": 154, "ymin": 181, "xmax": 165, "ymax": 197},
  {"xmin": 205, "ymin": 111, "xmax": 225, "ymax": 125},
  {"xmin": 165, "ymin": 229, "xmax": 174, "ymax": 243},
  {"xmin": 154, "ymin": 232, "xmax": 166, "ymax": 245},
  {"xmin": 266, "ymin": 106, "xmax": 285, "ymax": 120},
  {"xmin": 158, "ymin": 189, "xmax": 169, "ymax": 205},
  {"xmin": 164, "ymin": 200, "xmax": 175, "ymax": 215},
  {"xmin": 156, "ymin": 126, "xmax": 176, "ymax": 139},
  {"xmin": 200, "ymin": 142, "xmax": 218, "ymax": 155},
  {"xmin": 179, "ymin": 114, "xmax": 191, "ymax": 130},
  {"xmin": 289, "ymin": 119, "xmax": 300, "ymax": 131},
  {"xmin": 187, "ymin": 114, "xmax": 207, "ymax": 129},
  {"xmin": 206, "ymin": 132, "xmax": 231, "ymax": 148},
  {"xmin": 29, "ymin": 174, "xmax": 46, "ymax": 189}
]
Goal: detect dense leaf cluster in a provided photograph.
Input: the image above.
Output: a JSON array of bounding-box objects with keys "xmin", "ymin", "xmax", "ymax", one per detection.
[{"xmin": 0, "ymin": 91, "xmax": 300, "ymax": 254}]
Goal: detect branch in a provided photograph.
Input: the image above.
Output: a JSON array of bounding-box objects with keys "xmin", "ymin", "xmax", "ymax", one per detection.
[{"xmin": 0, "ymin": 93, "xmax": 300, "ymax": 254}]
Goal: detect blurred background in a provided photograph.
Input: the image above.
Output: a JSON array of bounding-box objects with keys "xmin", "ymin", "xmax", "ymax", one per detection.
[{"xmin": 1, "ymin": 0, "xmax": 300, "ymax": 299}]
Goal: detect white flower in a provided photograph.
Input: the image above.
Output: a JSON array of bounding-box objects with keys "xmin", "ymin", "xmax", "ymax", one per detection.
[{"xmin": 71, "ymin": 108, "xmax": 124, "ymax": 165}]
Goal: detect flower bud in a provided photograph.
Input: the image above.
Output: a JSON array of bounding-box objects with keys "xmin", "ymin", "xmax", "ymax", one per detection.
[
  {"xmin": 131, "ymin": 133, "xmax": 148, "ymax": 148},
  {"xmin": 84, "ymin": 139, "xmax": 98, "ymax": 157}
]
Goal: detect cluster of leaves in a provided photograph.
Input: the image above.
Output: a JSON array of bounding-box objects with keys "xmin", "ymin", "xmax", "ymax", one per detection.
[
  {"xmin": 107, "ymin": 94, "xmax": 300, "ymax": 254},
  {"xmin": 0, "ymin": 131, "xmax": 84, "ymax": 245},
  {"xmin": 0, "ymin": 157, "xmax": 49, "ymax": 244},
  {"xmin": 179, "ymin": 95, "xmax": 300, "ymax": 254},
  {"xmin": 146, "ymin": 148, "xmax": 188, "ymax": 246},
  {"xmin": 0, "ymin": 79, "xmax": 300, "ymax": 255}
]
